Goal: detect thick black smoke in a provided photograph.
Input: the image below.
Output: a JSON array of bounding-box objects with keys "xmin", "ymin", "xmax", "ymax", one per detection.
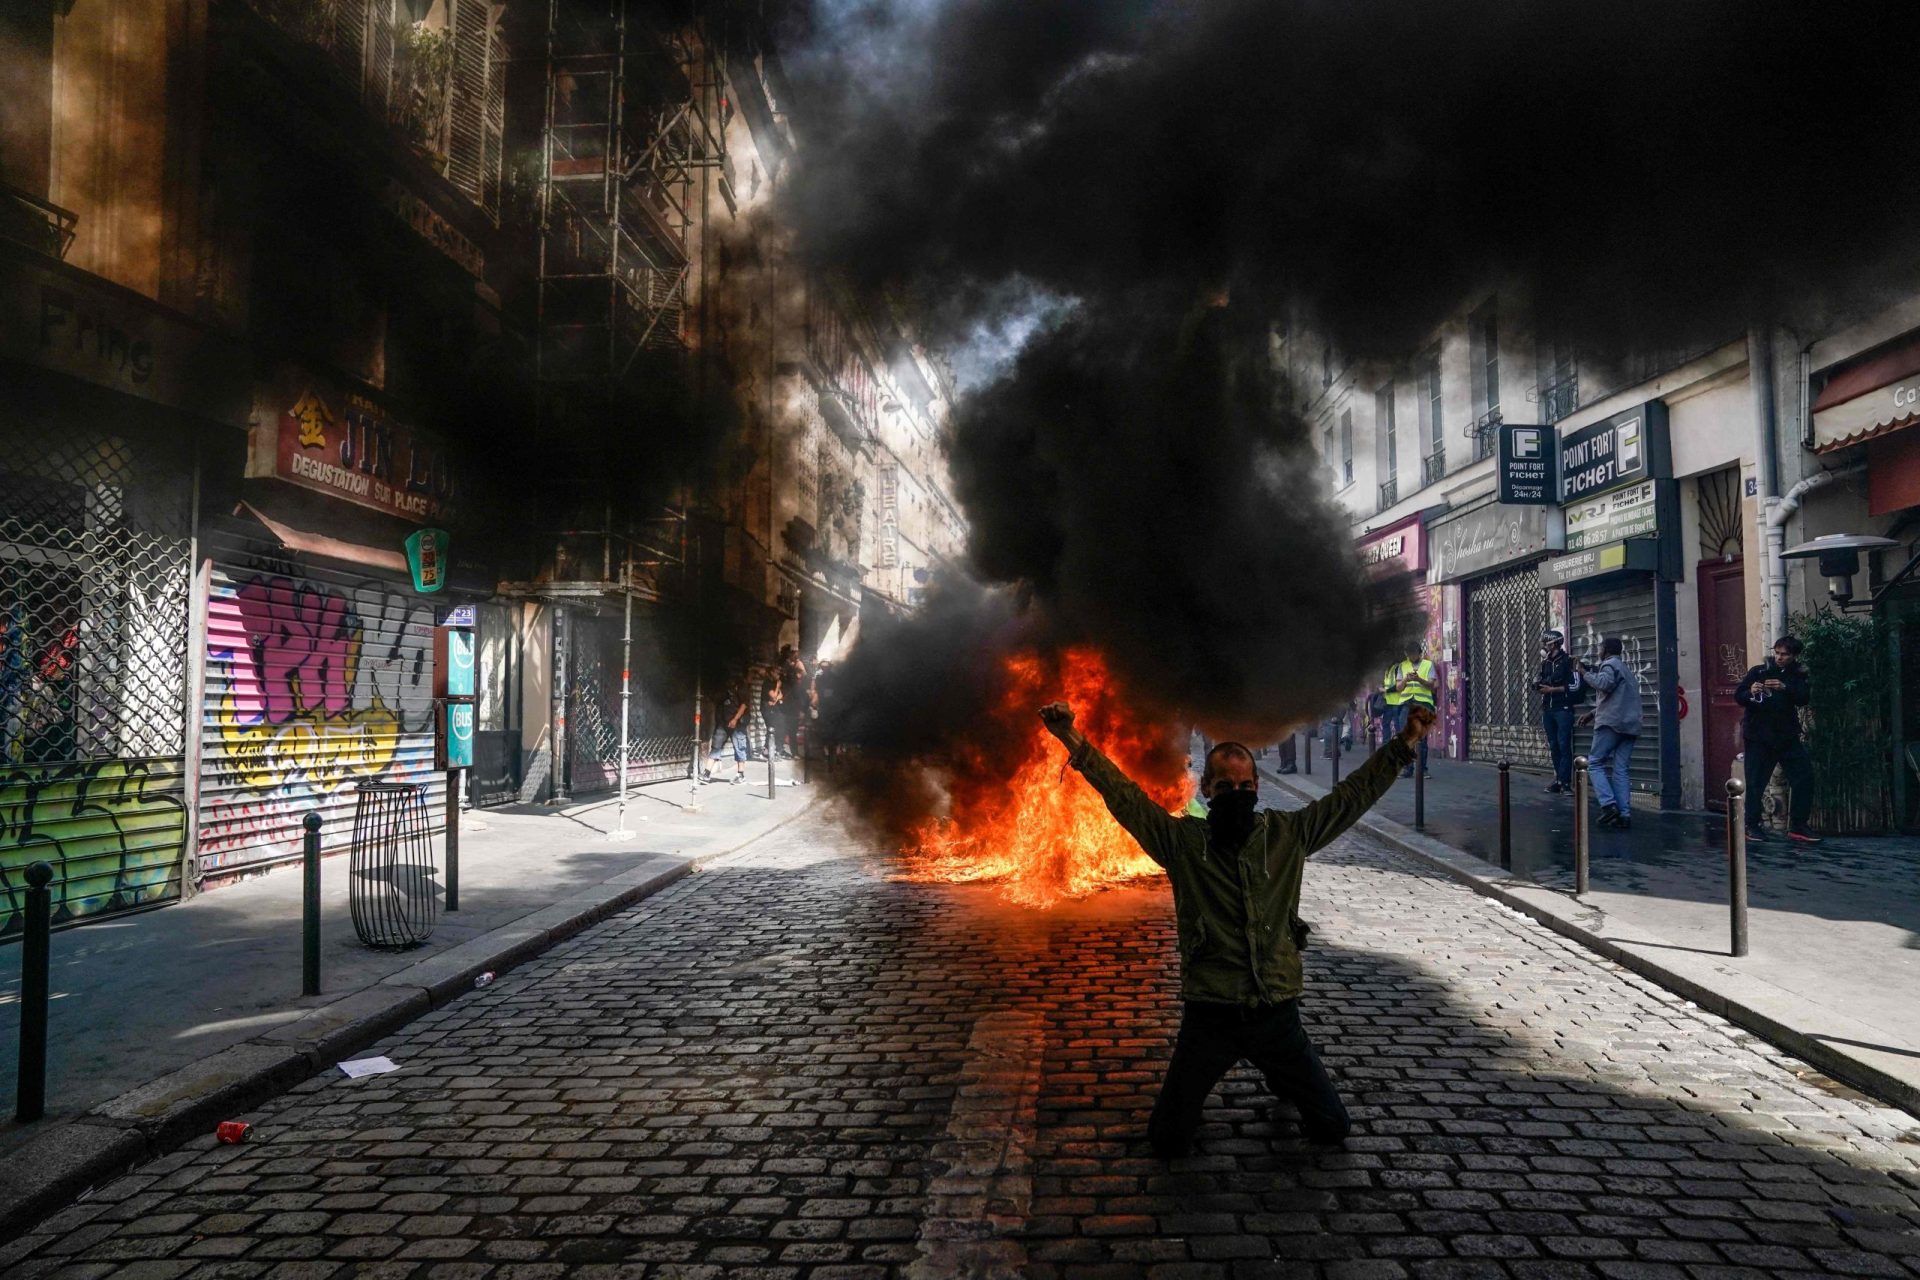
[
  {"xmin": 782, "ymin": 0, "xmax": 1920, "ymax": 358},
  {"xmin": 779, "ymin": 0, "xmax": 1920, "ymax": 813}
]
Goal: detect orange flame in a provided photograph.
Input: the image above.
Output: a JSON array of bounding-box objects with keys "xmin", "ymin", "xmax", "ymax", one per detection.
[{"xmin": 900, "ymin": 647, "xmax": 1191, "ymax": 907}]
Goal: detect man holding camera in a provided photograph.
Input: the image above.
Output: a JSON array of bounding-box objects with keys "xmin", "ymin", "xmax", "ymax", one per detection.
[
  {"xmin": 1736, "ymin": 636, "xmax": 1820, "ymax": 845},
  {"xmin": 1039, "ymin": 697, "xmax": 1437, "ymax": 1157}
]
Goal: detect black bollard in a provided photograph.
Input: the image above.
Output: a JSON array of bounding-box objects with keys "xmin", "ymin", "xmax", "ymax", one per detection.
[
  {"xmin": 1331, "ymin": 723, "xmax": 1342, "ymax": 785},
  {"xmin": 303, "ymin": 812, "xmax": 322, "ymax": 997},
  {"xmin": 1414, "ymin": 750, "xmax": 1426, "ymax": 830},
  {"xmin": 15, "ymin": 860, "xmax": 54, "ymax": 1123},
  {"xmin": 445, "ymin": 771, "xmax": 460, "ymax": 912},
  {"xmin": 1572, "ymin": 755, "xmax": 1590, "ymax": 895},
  {"xmin": 1726, "ymin": 776, "xmax": 1749, "ymax": 957},
  {"xmin": 1497, "ymin": 761, "xmax": 1511, "ymax": 867},
  {"xmin": 1302, "ymin": 729, "xmax": 1311, "ymax": 778}
]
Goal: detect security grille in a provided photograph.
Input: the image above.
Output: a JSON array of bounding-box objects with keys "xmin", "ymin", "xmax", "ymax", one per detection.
[
  {"xmin": 1, "ymin": 421, "xmax": 193, "ymax": 934},
  {"xmin": 1465, "ymin": 562, "xmax": 1551, "ymax": 769},
  {"xmin": 567, "ymin": 612, "xmax": 692, "ymax": 793},
  {"xmin": 1569, "ymin": 579, "xmax": 1663, "ymax": 796}
]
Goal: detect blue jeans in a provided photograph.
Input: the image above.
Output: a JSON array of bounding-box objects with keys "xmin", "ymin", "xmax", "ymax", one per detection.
[
  {"xmin": 1589, "ymin": 726, "xmax": 1636, "ymax": 815},
  {"xmin": 1542, "ymin": 707, "xmax": 1575, "ymax": 786}
]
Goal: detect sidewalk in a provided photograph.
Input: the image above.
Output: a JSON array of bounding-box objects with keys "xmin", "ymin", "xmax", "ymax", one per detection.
[
  {"xmin": 1265, "ymin": 749, "xmax": 1920, "ymax": 1117},
  {"xmin": 0, "ymin": 760, "xmax": 820, "ymax": 1237}
]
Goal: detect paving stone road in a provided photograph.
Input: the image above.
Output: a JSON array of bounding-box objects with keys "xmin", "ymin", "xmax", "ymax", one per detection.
[{"xmin": 6, "ymin": 808, "xmax": 1920, "ymax": 1279}]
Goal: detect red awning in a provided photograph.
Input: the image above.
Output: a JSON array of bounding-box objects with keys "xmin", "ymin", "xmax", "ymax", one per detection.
[{"xmin": 1811, "ymin": 331, "xmax": 1920, "ymax": 451}]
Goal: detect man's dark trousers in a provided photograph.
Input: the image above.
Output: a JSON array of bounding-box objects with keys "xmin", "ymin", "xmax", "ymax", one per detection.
[
  {"xmin": 1744, "ymin": 738, "xmax": 1814, "ymax": 830},
  {"xmin": 1148, "ymin": 999, "xmax": 1349, "ymax": 1157},
  {"xmin": 1543, "ymin": 707, "xmax": 1575, "ymax": 787}
]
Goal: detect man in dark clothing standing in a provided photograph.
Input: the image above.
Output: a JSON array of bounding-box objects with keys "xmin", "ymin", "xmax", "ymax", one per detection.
[
  {"xmin": 1535, "ymin": 629, "xmax": 1578, "ymax": 794},
  {"xmin": 1040, "ymin": 697, "xmax": 1437, "ymax": 1157},
  {"xmin": 1737, "ymin": 636, "xmax": 1820, "ymax": 844}
]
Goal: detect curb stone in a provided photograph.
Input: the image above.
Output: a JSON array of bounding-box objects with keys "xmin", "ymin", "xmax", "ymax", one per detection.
[
  {"xmin": 1265, "ymin": 765, "xmax": 1920, "ymax": 1122},
  {"xmin": 0, "ymin": 791, "xmax": 822, "ymax": 1245}
]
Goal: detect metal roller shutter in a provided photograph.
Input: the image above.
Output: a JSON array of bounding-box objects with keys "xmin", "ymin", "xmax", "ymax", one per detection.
[
  {"xmin": 566, "ymin": 610, "xmax": 693, "ymax": 794},
  {"xmin": 1569, "ymin": 578, "xmax": 1662, "ymax": 797},
  {"xmin": 198, "ymin": 516, "xmax": 446, "ymax": 878},
  {"xmin": 1465, "ymin": 563, "xmax": 1552, "ymax": 769}
]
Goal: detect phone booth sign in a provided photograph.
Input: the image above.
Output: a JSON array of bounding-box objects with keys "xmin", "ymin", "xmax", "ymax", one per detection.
[{"xmin": 435, "ymin": 621, "xmax": 476, "ymax": 769}]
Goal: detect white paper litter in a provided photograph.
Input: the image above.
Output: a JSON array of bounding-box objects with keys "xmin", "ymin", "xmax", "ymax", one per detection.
[{"xmin": 338, "ymin": 1056, "xmax": 401, "ymax": 1079}]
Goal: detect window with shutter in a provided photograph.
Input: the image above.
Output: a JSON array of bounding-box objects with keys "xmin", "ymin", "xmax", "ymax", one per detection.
[{"xmin": 447, "ymin": 0, "xmax": 490, "ymax": 202}]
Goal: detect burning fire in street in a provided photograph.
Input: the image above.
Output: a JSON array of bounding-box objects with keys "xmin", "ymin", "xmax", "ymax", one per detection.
[{"xmin": 900, "ymin": 647, "xmax": 1191, "ymax": 908}]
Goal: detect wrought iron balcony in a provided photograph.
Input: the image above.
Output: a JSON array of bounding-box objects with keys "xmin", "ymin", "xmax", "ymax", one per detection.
[
  {"xmin": 1, "ymin": 185, "xmax": 78, "ymax": 259},
  {"xmin": 1421, "ymin": 450, "xmax": 1446, "ymax": 487},
  {"xmin": 1468, "ymin": 408, "xmax": 1502, "ymax": 462},
  {"xmin": 1538, "ymin": 371, "xmax": 1579, "ymax": 424},
  {"xmin": 1378, "ymin": 477, "xmax": 1399, "ymax": 511}
]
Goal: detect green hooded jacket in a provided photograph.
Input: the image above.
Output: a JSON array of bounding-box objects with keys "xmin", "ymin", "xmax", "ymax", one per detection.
[{"xmin": 1069, "ymin": 735, "xmax": 1415, "ymax": 1006}]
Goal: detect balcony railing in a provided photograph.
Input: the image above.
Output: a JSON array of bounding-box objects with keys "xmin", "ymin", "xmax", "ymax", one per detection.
[
  {"xmin": 1, "ymin": 185, "xmax": 78, "ymax": 259},
  {"xmin": 1421, "ymin": 450, "xmax": 1446, "ymax": 487},
  {"xmin": 1468, "ymin": 408, "xmax": 1501, "ymax": 462},
  {"xmin": 1378, "ymin": 477, "xmax": 1399, "ymax": 511},
  {"xmin": 1538, "ymin": 371, "xmax": 1579, "ymax": 424}
]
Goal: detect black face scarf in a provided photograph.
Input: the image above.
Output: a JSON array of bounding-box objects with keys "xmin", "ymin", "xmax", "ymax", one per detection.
[{"xmin": 1207, "ymin": 789, "xmax": 1259, "ymax": 852}]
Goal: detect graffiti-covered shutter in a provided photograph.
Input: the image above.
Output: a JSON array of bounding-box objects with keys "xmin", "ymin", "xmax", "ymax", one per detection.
[
  {"xmin": 2, "ymin": 415, "xmax": 194, "ymax": 935},
  {"xmin": 197, "ymin": 517, "xmax": 443, "ymax": 877}
]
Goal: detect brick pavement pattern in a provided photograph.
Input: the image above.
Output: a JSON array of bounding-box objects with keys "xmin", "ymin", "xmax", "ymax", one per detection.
[{"xmin": 6, "ymin": 810, "xmax": 1920, "ymax": 1278}]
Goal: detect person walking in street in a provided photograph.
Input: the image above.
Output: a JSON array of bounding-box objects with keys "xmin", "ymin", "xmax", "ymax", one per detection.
[
  {"xmin": 1535, "ymin": 629, "xmax": 1578, "ymax": 793},
  {"xmin": 1577, "ymin": 636, "xmax": 1641, "ymax": 829},
  {"xmin": 1737, "ymin": 636, "xmax": 1821, "ymax": 844},
  {"xmin": 703, "ymin": 675, "xmax": 751, "ymax": 784},
  {"xmin": 1385, "ymin": 641, "xmax": 1437, "ymax": 779},
  {"xmin": 1039, "ymin": 695, "xmax": 1438, "ymax": 1158}
]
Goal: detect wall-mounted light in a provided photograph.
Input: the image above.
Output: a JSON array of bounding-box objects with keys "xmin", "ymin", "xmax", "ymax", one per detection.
[{"xmin": 1780, "ymin": 533, "xmax": 1899, "ymax": 608}]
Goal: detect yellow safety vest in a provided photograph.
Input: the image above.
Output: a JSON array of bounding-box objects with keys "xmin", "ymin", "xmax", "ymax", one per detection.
[{"xmin": 1388, "ymin": 659, "xmax": 1437, "ymax": 707}]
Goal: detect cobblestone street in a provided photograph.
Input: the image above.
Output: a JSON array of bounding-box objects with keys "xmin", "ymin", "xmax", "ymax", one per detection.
[{"xmin": 7, "ymin": 809, "xmax": 1920, "ymax": 1279}]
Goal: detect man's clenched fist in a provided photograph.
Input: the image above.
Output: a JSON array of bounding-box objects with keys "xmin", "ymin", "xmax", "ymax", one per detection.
[
  {"xmin": 1039, "ymin": 702, "xmax": 1076, "ymax": 737},
  {"xmin": 1399, "ymin": 704, "xmax": 1437, "ymax": 749}
]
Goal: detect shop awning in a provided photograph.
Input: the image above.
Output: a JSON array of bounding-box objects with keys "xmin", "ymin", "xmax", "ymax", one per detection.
[
  {"xmin": 237, "ymin": 501, "xmax": 408, "ymax": 573},
  {"xmin": 1811, "ymin": 331, "xmax": 1920, "ymax": 451}
]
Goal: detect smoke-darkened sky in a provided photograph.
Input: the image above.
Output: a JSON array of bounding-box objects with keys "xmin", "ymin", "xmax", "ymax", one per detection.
[{"xmin": 777, "ymin": 0, "xmax": 1920, "ymax": 776}]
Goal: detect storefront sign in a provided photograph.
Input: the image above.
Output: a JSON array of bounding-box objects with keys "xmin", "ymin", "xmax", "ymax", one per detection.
[
  {"xmin": 2, "ymin": 253, "xmax": 249, "ymax": 424},
  {"xmin": 407, "ymin": 528, "xmax": 450, "ymax": 594},
  {"xmin": 248, "ymin": 372, "xmax": 454, "ymax": 522},
  {"xmin": 1358, "ymin": 514, "xmax": 1429, "ymax": 577},
  {"xmin": 1558, "ymin": 402, "xmax": 1670, "ymax": 502},
  {"xmin": 1565, "ymin": 479, "xmax": 1661, "ymax": 550},
  {"xmin": 1537, "ymin": 537, "xmax": 1660, "ymax": 588},
  {"xmin": 385, "ymin": 181, "xmax": 486, "ymax": 279},
  {"xmin": 1496, "ymin": 423, "xmax": 1555, "ymax": 504},
  {"xmin": 1431, "ymin": 500, "xmax": 1561, "ymax": 582}
]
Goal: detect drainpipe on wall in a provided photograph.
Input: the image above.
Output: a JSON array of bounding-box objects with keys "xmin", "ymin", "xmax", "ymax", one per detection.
[
  {"xmin": 1764, "ymin": 462, "xmax": 1867, "ymax": 630},
  {"xmin": 1749, "ymin": 326, "xmax": 1788, "ymax": 641}
]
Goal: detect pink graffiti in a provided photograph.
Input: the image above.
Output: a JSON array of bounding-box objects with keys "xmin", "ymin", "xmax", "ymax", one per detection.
[{"xmin": 233, "ymin": 577, "xmax": 359, "ymax": 724}]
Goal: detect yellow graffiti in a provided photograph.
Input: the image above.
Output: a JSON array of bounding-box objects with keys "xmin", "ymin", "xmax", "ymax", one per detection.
[
  {"xmin": 2, "ymin": 758, "xmax": 187, "ymax": 932},
  {"xmin": 213, "ymin": 683, "xmax": 400, "ymax": 794}
]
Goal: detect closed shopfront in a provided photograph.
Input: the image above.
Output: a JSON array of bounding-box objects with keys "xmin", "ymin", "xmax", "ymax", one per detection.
[
  {"xmin": 1566, "ymin": 575, "xmax": 1665, "ymax": 797},
  {"xmin": 1464, "ymin": 563, "xmax": 1554, "ymax": 768},
  {"xmin": 469, "ymin": 601, "xmax": 522, "ymax": 807},
  {"xmin": 2, "ymin": 399, "xmax": 197, "ymax": 933},
  {"xmin": 1430, "ymin": 497, "xmax": 1562, "ymax": 768},
  {"xmin": 565, "ymin": 606, "xmax": 695, "ymax": 795},
  {"xmin": 198, "ymin": 513, "xmax": 447, "ymax": 879}
]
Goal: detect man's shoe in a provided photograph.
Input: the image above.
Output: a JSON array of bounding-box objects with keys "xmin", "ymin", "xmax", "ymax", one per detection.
[
  {"xmin": 1745, "ymin": 825, "xmax": 1772, "ymax": 844},
  {"xmin": 1420, "ymin": 768, "xmax": 1433, "ymax": 778},
  {"xmin": 1788, "ymin": 827, "xmax": 1825, "ymax": 845},
  {"xmin": 1597, "ymin": 804, "xmax": 1620, "ymax": 828},
  {"xmin": 1399, "ymin": 768, "xmax": 1414, "ymax": 779},
  {"xmin": 1546, "ymin": 781, "xmax": 1564, "ymax": 794},
  {"xmin": 1277, "ymin": 765, "xmax": 1297, "ymax": 775}
]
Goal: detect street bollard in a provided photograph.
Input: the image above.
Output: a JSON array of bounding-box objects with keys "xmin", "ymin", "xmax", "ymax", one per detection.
[
  {"xmin": 1331, "ymin": 723, "xmax": 1342, "ymax": 786},
  {"xmin": 1572, "ymin": 755, "xmax": 1590, "ymax": 895},
  {"xmin": 15, "ymin": 861, "xmax": 53, "ymax": 1123},
  {"xmin": 303, "ymin": 811, "xmax": 322, "ymax": 997},
  {"xmin": 445, "ymin": 770, "xmax": 460, "ymax": 913},
  {"xmin": 1414, "ymin": 749, "xmax": 1426, "ymax": 829},
  {"xmin": 766, "ymin": 715, "xmax": 776, "ymax": 799},
  {"xmin": 1497, "ymin": 761, "xmax": 1512, "ymax": 867},
  {"xmin": 1726, "ymin": 776, "xmax": 1749, "ymax": 957},
  {"xmin": 799, "ymin": 719, "xmax": 809, "ymax": 785},
  {"xmin": 1302, "ymin": 729, "xmax": 1311, "ymax": 778}
]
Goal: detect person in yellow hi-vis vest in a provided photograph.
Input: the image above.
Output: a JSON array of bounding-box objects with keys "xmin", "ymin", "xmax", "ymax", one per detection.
[{"xmin": 1386, "ymin": 642, "xmax": 1437, "ymax": 780}]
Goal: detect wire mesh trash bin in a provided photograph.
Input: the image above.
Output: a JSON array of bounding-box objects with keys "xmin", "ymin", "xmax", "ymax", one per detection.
[{"xmin": 349, "ymin": 782, "xmax": 438, "ymax": 948}]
